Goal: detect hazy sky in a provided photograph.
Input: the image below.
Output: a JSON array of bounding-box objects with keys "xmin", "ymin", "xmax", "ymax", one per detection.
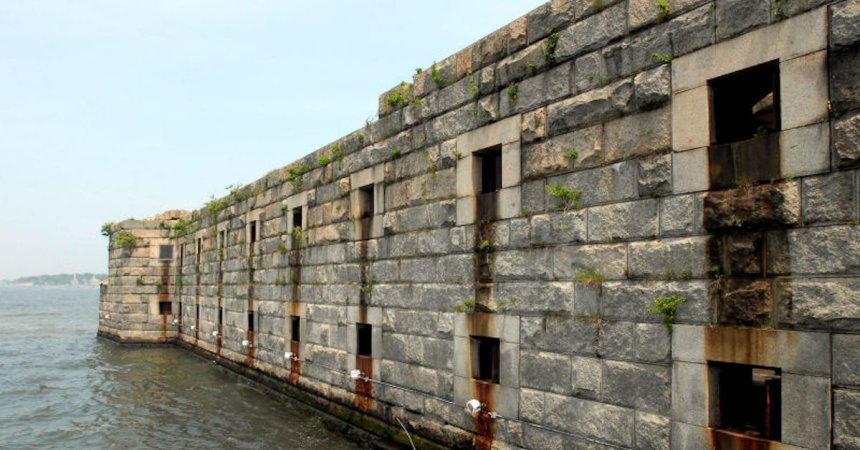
[{"xmin": 0, "ymin": 0, "xmax": 544, "ymax": 279}]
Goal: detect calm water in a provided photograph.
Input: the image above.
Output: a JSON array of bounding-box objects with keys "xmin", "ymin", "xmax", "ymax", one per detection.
[{"xmin": 0, "ymin": 286, "xmax": 363, "ymax": 450}]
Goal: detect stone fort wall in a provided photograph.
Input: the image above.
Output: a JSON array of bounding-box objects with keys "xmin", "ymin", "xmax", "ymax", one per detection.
[{"xmin": 99, "ymin": 1, "xmax": 860, "ymax": 448}]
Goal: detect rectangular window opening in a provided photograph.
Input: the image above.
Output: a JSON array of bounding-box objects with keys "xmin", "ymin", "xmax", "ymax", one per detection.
[
  {"xmin": 477, "ymin": 147, "xmax": 502, "ymax": 194},
  {"xmin": 291, "ymin": 316, "xmax": 300, "ymax": 342},
  {"xmin": 196, "ymin": 238, "xmax": 202, "ymax": 264},
  {"xmin": 358, "ymin": 185, "xmax": 374, "ymax": 218},
  {"xmin": 179, "ymin": 244, "xmax": 185, "ymax": 267},
  {"xmin": 470, "ymin": 335, "xmax": 500, "ymax": 384},
  {"xmin": 247, "ymin": 311, "xmax": 254, "ymax": 332},
  {"xmin": 356, "ymin": 323, "xmax": 372, "ymax": 356},
  {"xmin": 219, "ymin": 230, "xmax": 226, "ymax": 249},
  {"xmin": 195, "ymin": 304, "xmax": 200, "ymax": 322},
  {"xmin": 218, "ymin": 308, "xmax": 223, "ymax": 327},
  {"xmin": 709, "ymin": 362, "xmax": 782, "ymax": 441},
  {"xmin": 159, "ymin": 301, "xmax": 171, "ymax": 315},
  {"xmin": 292, "ymin": 208, "xmax": 303, "ymax": 231},
  {"xmin": 249, "ymin": 221, "xmax": 258, "ymax": 244},
  {"xmin": 159, "ymin": 245, "xmax": 173, "ymax": 261},
  {"xmin": 708, "ymin": 61, "xmax": 781, "ymax": 188}
]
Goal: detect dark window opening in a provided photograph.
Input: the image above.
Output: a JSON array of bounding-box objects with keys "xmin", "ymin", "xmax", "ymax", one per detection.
[
  {"xmin": 292, "ymin": 208, "xmax": 303, "ymax": 231},
  {"xmin": 477, "ymin": 147, "xmax": 502, "ymax": 194},
  {"xmin": 357, "ymin": 323, "xmax": 372, "ymax": 356},
  {"xmin": 470, "ymin": 336, "xmax": 500, "ymax": 384},
  {"xmin": 196, "ymin": 238, "xmax": 202, "ymax": 264},
  {"xmin": 710, "ymin": 362, "xmax": 781, "ymax": 441},
  {"xmin": 159, "ymin": 301, "xmax": 171, "ymax": 315},
  {"xmin": 291, "ymin": 316, "xmax": 300, "ymax": 342},
  {"xmin": 250, "ymin": 221, "xmax": 257, "ymax": 244},
  {"xmin": 708, "ymin": 61, "xmax": 781, "ymax": 189},
  {"xmin": 219, "ymin": 230, "xmax": 226, "ymax": 249},
  {"xmin": 179, "ymin": 244, "xmax": 185, "ymax": 267},
  {"xmin": 358, "ymin": 185, "xmax": 374, "ymax": 218},
  {"xmin": 218, "ymin": 308, "xmax": 223, "ymax": 327},
  {"xmin": 247, "ymin": 311, "xmax": 254, "ymax": 332},
  {"xmin": 159, "ymin": 245, "xmax": 173, "ymax": 260},
  {"xmin": 178, "ymin": 302, "xmax": 182, "ymax": 322},
  {"xmin": 195, "ymin": 304, "xmax": 200, "ymax": 322}
]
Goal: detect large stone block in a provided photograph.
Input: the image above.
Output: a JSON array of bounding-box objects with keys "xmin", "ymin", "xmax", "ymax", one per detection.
[
  {"xmin": 495, "ymin": 281, "xmax": 574, "ymax": 314},
  {"xmin": 628, "ymin": 0, "xmax": 700, "ymax": 30},
  {"xmin": 702, "ymin": 181, "xmax": 801, "ymax": 230},
  {"xmin": 495, "ymin": 249, "xmax": 552, "ymax": 280},
  {"xmin": 636, "ymin": 411, "xmax": 670, "ymax": 450},
  {"xmin": 787, "ymin": 226, "xmax": 860, "ymax": 274},
  {"xmin": 602, "ymin": 360, "xmax": 671, "ymax": 414},
  {"xmin": 544, "ymin": 392, "xmax": 635, "ymax": 447},
  {"xmin": 660, "ymin": 193, "xmax": 703, "ymax": 236},
  {"xmin": 831, "ymin": 47, "xmax": 860, "ymax": 113},
  {"xmin": 602, "ymin": 280, "xmax": 710, "ymax": 324},
  {"xmin": 781, "ymin": 50, "xmax": 829, "ymax": 130},
  {"xmin": 526, "ymin": 0, "xmax": 575, "ymax": 44},
  {"xmin": 499, "ymin": 62, "xmax": 571, "ymax": 117},
  {"xmin": 546, "ymin": 161, "xmax": 639, "ymax": 208},
  {"xmin": 598, "ymin": 320, "xmax": 636, "ymax": 360},
  {"xmin": 803, "ymin": 171, "xmax": 855, "ymax": 224},
  {"xmin": 604, "ymin": 107, "xmax": 671, "ymax": 162},
  {"xmin": 671, "ymin": 361, "xmax": 708, "ymax": 426},
  {"xmin": 831, "ymin": 0, "xmax": 860, "ymax": 50},
  {"xmin": 782, "ymin": 374, "xmax": 831, "ymax": 449},
  {"xmin": 637, "ymin": 323, "xmax": 671, "ymax": 363},
  {"xmin": 547, "ymin": 78, "xmax": 634, "ymax": 136},
  {"xmin": 520, "ymin": 350, "xmax": 572, "ymax": 394},
  {"xmin": 587, "ymin": 199, "xmax": 659, "ymax": 242},
  {"xmin": 668, "ymin": 4, "xmax": 714, "ymax": 57},
  {"xmin": 714, "ymin": 0, "xmax": 770, "ymax": 41},
  {"xmin": 834, "ymin": 334, "xmax": 860, "ymax": 387},
  {"xmin": 834, "ymin": 388, "xmax": 860, "ymax": 449},
  {"xmin": 778, "ymin": 277, "xmax": 860, "ymax": 331},
  {"xmin": 530, "ymin": 209, "xmax": 587, "ymax": 245},
  {"xmin": 520, "ymin": 315, "xmax": 598, "ymax": 355},
  {"xmin": 553, "ymin": 242, "xmax": 628, "ymax": 280},
  {"xmin": 555, "ymin": 3, "xmax": 628, "ymax": 59},
  {"xmin": 834, "ymin": 111, "xmax": 860, "ymax": 169},
  {"xmin": 781, "ymin": 122, "xmax": 831, "ymax": 178}
]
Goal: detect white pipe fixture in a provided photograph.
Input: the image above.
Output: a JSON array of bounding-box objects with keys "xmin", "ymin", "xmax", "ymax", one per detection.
[
  {"xmin": 190, "ymin": 325, "xmax": 196, "ymax": 331},
  {"xmin": 241, "ymin": 339, "xmax": 252, "ymax": 348},
  {"xmin": 172, "ymin": 319, "xmax": 179, "ymax": 326},
  {"xmin": 284, "ymin": 351, "xmax": 296, "ymax": 361},
  {"xmin": 212, "ymin": 331, "xmax": 219, "ymax": 337},
  {"xmin": 465, "ymin": 399, "xmax": 500, "ymax": 419},
  {"xmin": 349, "ymin": 369, "xmax": 364, "ymax": 381}
]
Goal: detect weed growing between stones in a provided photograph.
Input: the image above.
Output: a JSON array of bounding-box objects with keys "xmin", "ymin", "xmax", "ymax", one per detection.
[
  {"xmin": 112, "ymin": 231, "xmax": 140, "ymax": 251},
  {"xmin": 454, "ymin": 298, "xmax": 476, "ymax": 313},
  {"xmin": 170, "ymin": 217, "xmax": 196, "ymax": 239},
  {"xmin": 468, "ymin": 70, "xmax": 480, "ymax": 100},
  {"xmin": 655, "ymin": 0, "xmax": 670, "ymax": 20},
  {"xmin": 545, "ymin": 184, "xmax": 584, "ymax": 210},
  {"xmin": 385, "ymin": 82, "xmax": 412, "ymax": 112},
  {"xmin": 478, "ymin": 240, "xmax": 491, "ymax": 251},
  {"xmin": 430, "ymin": 62, "xmax": 443, "ymax": 89},
  {"xmin": 389, "ymin": 148, "xmax": 402, "ymax": 160},
  {"xmin": 136, "ymin": 275, "xmax": 145, "ymax": 286},
  {"xmin": 650, "ymin": 52, "xmax": 672, "ymax": 64},
  {"xmin": 206, "ymin": 196, "xmax": 228, "ymax": 221},
  {"xmin": 317, "ymin": 154, "xmax": 331, "ymax": 167},
  {"xmin": 565, "ymin": 148, "xmax": 579, "ymax": 161},
  {"xmin": 647, "ymin": 295, "xmax": 686, "ymax": 332},
  {"xmin": 277, "ymin": 243, "xmax": 287, "ymax": 254},
  {"xmin": 101, "ymin": 222, "xmax": 114, "ymax": 237},
  {"xmin": 664, "ymin": 269, "xmax": 693, "ymax": 281},
  {"xmin": 576, "ymin": 269, "xmax": 604, "ymax": 296},
  {"xmin": 507, "ymin": 83, "xmax": 518, "ymax": 101},
  {"xmin": 543, "ymin": 30, "xmax": 559, "ymax": 63}
]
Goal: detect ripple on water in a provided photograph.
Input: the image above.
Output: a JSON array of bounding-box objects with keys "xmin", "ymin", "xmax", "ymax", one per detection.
[{"xmin": 0, "ymin": 287, "xmax": 365, "ymax": 450}]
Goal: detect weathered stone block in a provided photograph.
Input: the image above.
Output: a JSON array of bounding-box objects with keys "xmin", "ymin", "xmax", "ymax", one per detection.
[
  {"xmin": 521, "ymin": 315, "xmax": 598, "ymax": 355},
  {"xmin": 571, "ymin": 355, "xmax": 603, "ymax": 399},
  {"xmin": 497, "ymin": 281, "xmax": 574, "ymax": 314},
  {"xmin": 831, "ymin": 47, "xmax": 860, "ymax": 113},
  {"xmin": 602, "ymin": 280, "xmax": 710, "ymax": 324},
  {"xmin": 671, "ymin": 361, "xmax": 707, "ymax": 426},
  {"xmin": 587, "ymin": 199, "xmax": 659, "ymax": 242},
  {"xmin": 499, "ymin": 62, "xmax": 571, "ymax": 117},
  {"xmin": 602, "ymin": 360, "xmax": 671, "ymax": 414},
  {"xmin": 781, "ymin": 50, "xmax": 829, "ymax": 130},
  {"xmin": 497, "ymin": 42, "xmax": 547, "ymax": 88},
  {"xmin": 834, "ymin": 389, "xmax": 860, "ymax": 449},
  {"xmin": 598, "ymin": 320, "xmax": 636, "ymax": 360},
  {"xmin": 714, "ymin": 0, "xmax": 770, "ymax": 41},
  {"xmin": 637, "ymin": 323, "xmax": 671, "ymax": 363},
  {"xmin": 831, "ymin": 0, "xmax": 860, "ymax": 50},
  {"xmin": 668, "ymin": 4, "xmax": 714, "ymax": 57},
  {"xmin": 547, "ymin": 78, "xmax": 634, "ymax": 136},
  {"xmin": 520, "ymin": 350, "xmax": 572, "ymax": 394},
  {"xmin": 787, "ymin": 226, "xmax": 860, "ymax": 274},
  {"xmin": 672, "ymin": 147, "xmax": 709, "ymax": 194},
  {"xmin": 778, "ymin": 277, "xmax": 860, "ymax": 331},
  {"xmin": 781, "ymin": 122, "xmax": 831, "ymax": 178},
  {"xmin": 629, "ymin": 236, "xmax": 709, "ymax": 279},
  {"xmin": 671, "ymin": 86, "xmax": 710, "ymax": 152},
  {"xmin": 782, "ymin": 374, "xmax": 831, "ymax": 449},
  {"xmin": 604, "ymin": 107, "xmax": 671, "ymax": 162},
  {"xmin": 544, "ymin": 392, "xmax": 635, "ymax": 447},
  {"xmin": 634, "ymin": 64, "xmax": 671, "ymax": 110},
  {"xmin": 530, "ymin": 209, "xmax": 587, "ymax": 245},
  {"xmin": 555, "ymin": 3, "xmax": 628, "ymax": 59},
  {"xmin": 636, "ymin": 411, "xmax": 670, "ymax": 450},
  {"xmin": 803, "ymin": 171, "xmax": 855, "ymax": 223},
  {"xmin": 547, "ymin": 161, "xmax": 638, "ymax": 208},
  {"xmin": 526, "ymin": 0, "xmax": 576, "ymax": 43},
  {"xmin": 702, "ymin": 181, "xmax": 801, "ymax": 230},
  {"xmin": 553, "ymin": 242, "xmax": 628, "ymax": 280},
  {"xmin": 521, "ymin": 107, "xmax": 546, "ymax": 144},
  {"xmin": 835, "ymin": 334, "xmax": 860, "ymax": 388},
  {"xmin": 834, "ymin": 111, "xmax": 860, "ymax": 168},
  {"xmin": 660, "ymin": 194, "xmax": 703, "ymax": 236}
]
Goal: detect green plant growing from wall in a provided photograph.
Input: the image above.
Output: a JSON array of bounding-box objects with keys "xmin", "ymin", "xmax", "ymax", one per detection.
[
  {"xmin": 206, "ymin": 196, "xmax": 228, "ymax": 221},
  {"xmin": 292, "ymin": 226, "xmax": 305, "ymax": 247},
  {"xmin": 680, "ymin": 269, "xmax": 693, "ymax": 281},
  {"xmin": 360, "ymin": 276, "xmax": 377, "ymax": 296},
  {"xmin": 385, "ymin": 82, "xmax": 412, "ymax": 111},
  {"xmin": 228, "ymin": 184, "xmax": 254, "ymax": 203},
  {"xmin": 647, "ymin": 295, "xmax": 686, "ymax": 332},
  {"xmin": 468, "ymin": 70, "xmax": 480, "ymax": 100},
  {"xmin": 507, "ymin": 83, "xmax": 518, "ymax": 101},
  {"xmin": 565, "ymin": 148, "xmax": 579, "ymax": 161},
  {"xmin": 101, "ymin": 222, "xmax": 114, "ymax": 237},
  {"xmin": 112, "ymin": 231, "xmax": 140, "ymax": 251},
  {"xmin": 478, "ymin": 240, "xmax": 491, "ymax": 251},
  {"xmin": 497, "ymin": 296, "xmax": 518, "ymax": 313},
  {"xmin": 415, "ymin": 67, "xmax": 423, "ymax": 74},
  {"xmin": 317, "ymin": 154, "xmax": 331, "ymax": 167},
  {"xmin": 546, "ymin": 184, "xmax": 584, "ymax": 210},
  {"xmin": 331, "ymin": 143, "xmax": 344, "ymax": 166},
  {"xmin": 170, "ymin": 217, "xmax": 196, "ymax": 239},
  {"xmin": 650, "ymin": 52, "xmax": 672, "ymax": 63},
  {"xmin": 430, "ymin": 62, "xmax": 443, "ymax": 88},
  {"xmin": 389, "ymin": 148, "xmax": 402, "ymax": 160},
  {"xmin": 593, "ymin": 0, "xmax": 604, "ymax": 12},
  {"xmin": 454, "ymin": 298, "xmax": 476, "ymax": 313},
  {"xmin": 543, "ymin": 30, "xmax": 560, "ymax": 63},
  {"xmin": 655, "ymin": 0, "xmax": 670, "ymax": 19},
  {"xmin": 576, "ymin": 269, "xmax": 604, "ymax": 294},
  {"xmin": 452, "ymin": 150, "xmax": 463, "ymax": 160},
  {"xmin": 527, "ymin": 62, "xmax": 538, "ymax": 74},
  {"xmin": 136, "ymin": 275, "xmax": 145, "ymax": 286},
  {"xmin": 287, "ymin": 164, "xmax": 307, "ymax": 193},
  {"xmin": 277, "ymin": 243, "xmax": 288, "ymax": 254}
]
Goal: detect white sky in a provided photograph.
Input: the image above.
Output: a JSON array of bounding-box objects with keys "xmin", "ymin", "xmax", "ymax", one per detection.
[{"xmin": 0, "ymin": 0, "xmax": 545, "ymax": 279}]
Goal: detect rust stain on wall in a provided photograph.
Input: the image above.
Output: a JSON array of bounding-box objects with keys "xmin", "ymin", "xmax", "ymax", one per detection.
[{"xmin": 354, "ymin": 354, "xmax": 374, "ymax": 412}]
